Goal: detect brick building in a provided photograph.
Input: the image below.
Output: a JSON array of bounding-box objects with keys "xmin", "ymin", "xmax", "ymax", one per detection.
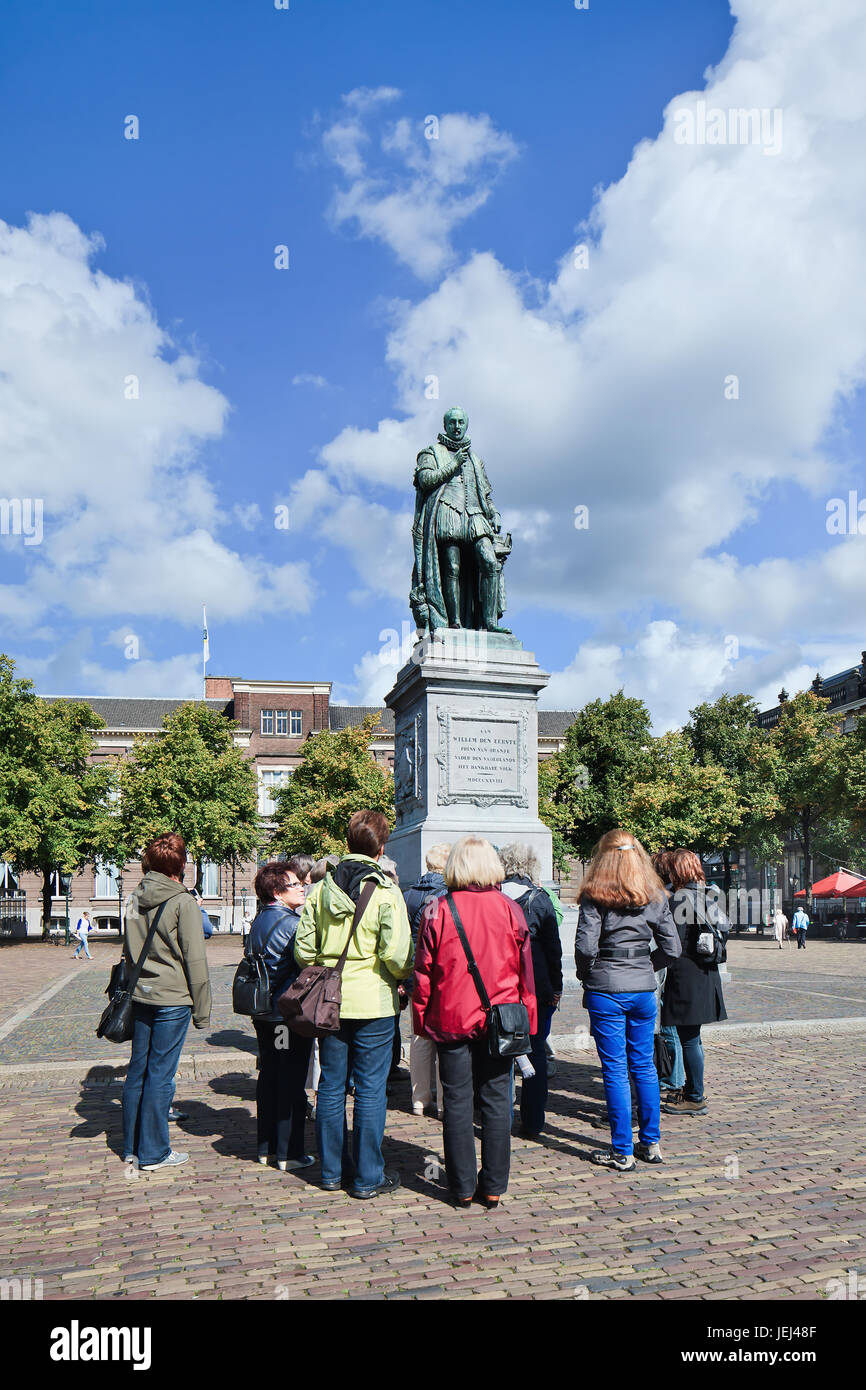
[{"xmin": 4, "ymin": 676, "xmax": 577, "ymax": 936}]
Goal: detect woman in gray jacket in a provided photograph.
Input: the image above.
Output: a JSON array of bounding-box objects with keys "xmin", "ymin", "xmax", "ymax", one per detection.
[{"xmin": 575, "ymin": 829, "xmax": 681, "ymax": 1171}]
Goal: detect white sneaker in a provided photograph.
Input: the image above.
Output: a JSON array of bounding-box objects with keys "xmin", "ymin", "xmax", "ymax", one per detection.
[
  {"xmin": 412, "ymin": 1102, "xmax": 425, "ymax": 1115},
  {"xmin": 140, "ymin": 1150, "xmax": 189, "ymax": 1172},
  {"xmin": 277, "ymin": 1154, "xmax": 315, "ymax": 1171},
  {"xmin": 122, "ymin": 1154, "xmax": 139, "ymax": 1167}
]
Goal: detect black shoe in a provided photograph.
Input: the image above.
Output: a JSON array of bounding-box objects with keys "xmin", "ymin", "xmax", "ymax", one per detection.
[
  {"xmin": 167, "ymin": 1108, "xmax": 188, "ymax": 1122},
  {"xmin": 518, "ymin": 1128, "xmax": 544, "ymax": 1140},
  {"xmin": 320, "ymin": 1176, "xmax": 350, "ymax": 1192},
  {"xmin": 349, "ymin": 1169, "xmax": 401, "ymax": 1200}
]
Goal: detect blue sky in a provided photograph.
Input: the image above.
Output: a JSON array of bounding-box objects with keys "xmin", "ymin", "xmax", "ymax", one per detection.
[{"xmin": 2, "ymin": 0, "xmax": 866, "ymax": 727}]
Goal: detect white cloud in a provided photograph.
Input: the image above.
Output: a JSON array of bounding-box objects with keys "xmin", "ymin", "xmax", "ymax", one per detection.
[
  {"xmin": 0, "ymin": 212, "xmax": 314, "ymax": 642},
  {"xmin": 291, "ymin": 373, "xmax": 331, "ymax": 389},
  {"xmin": 233, "ymin": 502, "xmax": 263, "ymax": 531},
  {"xmin": 310, "ymin": 0, "xmax": 866, "ymax": 719},
  {"xmin": 322, "ymin": 93, "xmax": 519, "ymax": 279}
]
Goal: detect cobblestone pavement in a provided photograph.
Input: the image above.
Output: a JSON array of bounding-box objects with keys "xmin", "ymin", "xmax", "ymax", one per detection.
[
  {"xmin": 0, "ymin": 1032, "xmax": 864, "ymax": 1300},
  {"xmin": 2, "ymin": 935, "xmax": 864, "ymax": 1069}
]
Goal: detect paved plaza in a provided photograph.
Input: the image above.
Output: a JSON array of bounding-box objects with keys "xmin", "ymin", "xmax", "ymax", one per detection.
[{"xmin": 1, "ymin": 934, "xmax": 865, "ymax": 1300}]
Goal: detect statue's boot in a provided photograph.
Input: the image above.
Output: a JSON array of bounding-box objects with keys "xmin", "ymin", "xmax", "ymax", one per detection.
[
  {"xmin": 480, "ymin": 571, "xmax": 511, "ymax": 634},
  {"xmin": 443, "ymin": 572, "xmax": 462, "ymax": 628}
]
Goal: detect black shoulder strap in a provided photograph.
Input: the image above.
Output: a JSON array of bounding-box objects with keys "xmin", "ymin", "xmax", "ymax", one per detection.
[
  {"xmin": 125, "ymin": 899, "xmax": 171, "ymax": 993},
  {"xmin": 334, "ymin": 878, "xmax": 377, "ymax": 973},
  {"xmin": 445, "ymin": 891, "xmax": 491, "ymax": 1016}
]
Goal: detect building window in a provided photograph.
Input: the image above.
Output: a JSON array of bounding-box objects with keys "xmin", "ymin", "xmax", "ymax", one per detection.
[
  {"xmin": 290, "ymin": 709, "xmax": 302, "ymax": 736},
  {"xmin": 261, "ymin": 709, "xmax": 275, "ymax": 736},
  {"xmin": 201, "ymin": 862, "xmax": 220, "ymax": 897},
  {"xmin": 258, "ymin": 768, "xmax": 292, "ymax": 817},
  {"xmin": 275, "ymin": 709, "xmax": 288, "ymax": 735},
  {"xmin": 95, "ymin": 863, "xmax": 120, "ymax": 898}
]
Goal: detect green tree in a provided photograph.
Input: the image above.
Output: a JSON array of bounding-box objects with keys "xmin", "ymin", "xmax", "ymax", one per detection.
[
  {"xmin": 537, "ymin": 754, "xmax": 573, "ymax": 873},
  {"xmin": 0, "ymin": 655, "xmax": 111, "ymax": 934},
  {"xmin": 767, "ymin": 690, "xmax": 845, "ymax": 902},
  {"xmin": 271, "ymin": 712, "xmax": 394, "ymax": 857},
  {"xmin": 119, "ymin": 702, "xmax": 260, "ymax": 889},
  {"xmin": 623, "ymin": 729, "xmax": 742, "ymax": 854},
  {"xmin": 685, "ymin": 692, "xmax": 780, "ymax": 894},
  {"xmin": 539, "ymin": 692, "xmax": 654, "ymax": 860}
]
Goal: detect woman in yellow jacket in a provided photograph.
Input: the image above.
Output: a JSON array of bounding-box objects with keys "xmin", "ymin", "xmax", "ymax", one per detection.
[{"xmin": 294, "ymin": 810, "xmax": 413, "ymax": 1198}]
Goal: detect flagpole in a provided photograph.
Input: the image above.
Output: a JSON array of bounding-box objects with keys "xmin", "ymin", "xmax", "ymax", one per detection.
[{"xmin": 202, "ymin": 605, "xmax": 209, "ymax": 699}]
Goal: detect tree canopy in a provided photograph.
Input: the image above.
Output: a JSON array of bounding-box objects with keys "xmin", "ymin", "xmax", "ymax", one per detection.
[{"xmin": 270, "ymin": 713, "xmax": 394, "ymax": 858}]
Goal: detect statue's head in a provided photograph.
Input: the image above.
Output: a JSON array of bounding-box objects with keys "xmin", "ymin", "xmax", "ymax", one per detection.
[{"xmin": 443, "ymin": 407, "xmax": 468, "ymax": 442}]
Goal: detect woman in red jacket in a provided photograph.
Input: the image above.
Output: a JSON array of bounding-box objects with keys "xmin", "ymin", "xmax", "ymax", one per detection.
[{"xmin": 413, "ymin": 835, "xmax": 537, "ymax": 1209}]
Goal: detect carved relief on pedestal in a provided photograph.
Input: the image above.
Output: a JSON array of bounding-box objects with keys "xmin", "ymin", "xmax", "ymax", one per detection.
[{"xmin": 394, "ymin": 711, "xmax": 424, "ymax": 818}]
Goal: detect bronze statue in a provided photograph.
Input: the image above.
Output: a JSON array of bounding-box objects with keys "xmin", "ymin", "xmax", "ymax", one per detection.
[{"xmin": 410, "ymin": 407, "xmax": 511, "ymax": 634}]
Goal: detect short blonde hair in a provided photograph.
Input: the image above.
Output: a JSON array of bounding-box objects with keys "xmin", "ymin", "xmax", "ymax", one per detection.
[
  {"xmin": 425, "ymin": 843, "xmax": 451, "ymax": 874},
  {"xmin": 445, "ymin": 835, "xmax": 504, "ymax": 890}
]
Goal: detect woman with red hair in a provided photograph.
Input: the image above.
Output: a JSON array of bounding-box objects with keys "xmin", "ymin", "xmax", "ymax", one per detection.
[{"xmin": 575, "ymin": 830, "xmax": 681, "ymax": 1171}]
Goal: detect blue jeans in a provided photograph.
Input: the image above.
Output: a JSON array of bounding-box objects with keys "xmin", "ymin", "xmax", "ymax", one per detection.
[
  {"xmin": 73, "ymin": 938, "xmax": 91, "ymax": 958},
  {"xmin": 316, "ymin": 1015, "xmax": 394, "ymax": 1190},
  {"xmin": 660, "ymin": 1023, "xmax": 685, "ymax": 1090},
  {"xmin": 519, "ymin": 1004, "xmax": 555, "ymax": 1134},
  {"xmin": 676, "ymin": 1024, "xmax": 705, "ymax": 1101},
  {"xmin": 584, "ymin": 990, "xmax": 660, "ymax": 1154},
  {"xmin": 122, "ymin": 1004, "xmax": 191, "ymax": 1166}
]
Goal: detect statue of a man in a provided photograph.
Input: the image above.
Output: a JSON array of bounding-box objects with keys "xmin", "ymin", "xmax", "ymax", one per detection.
[{"xmin": 410, "ymin": 407, "xmax": 511, "ymax": 634}]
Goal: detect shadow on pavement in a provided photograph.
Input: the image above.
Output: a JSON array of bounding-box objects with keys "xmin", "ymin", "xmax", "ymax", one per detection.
[{"xmin": 206, "ymin": 1028, "xmax": 257, "ymax": 1055}]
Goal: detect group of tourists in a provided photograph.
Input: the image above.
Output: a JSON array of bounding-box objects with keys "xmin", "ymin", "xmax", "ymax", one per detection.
[{"xmin": 118, "ymin": 815, "xmax": 727, "ymax": 1202}]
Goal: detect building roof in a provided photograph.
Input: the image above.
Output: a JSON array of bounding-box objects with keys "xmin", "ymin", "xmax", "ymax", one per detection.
[
  {"xmin": 43, "ymin": 696, "xmax": 231, "ymax": 730},
  {"xmin": 329, "ymin": 706, "xmax": 395, "ymax": 734}
]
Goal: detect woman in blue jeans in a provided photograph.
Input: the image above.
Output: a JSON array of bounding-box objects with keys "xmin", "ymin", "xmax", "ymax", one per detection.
[
  {"xmin": 121, "ymin": 832, "xmax": 212, "ymax": 1172},
  {"xmin": 575, "ymin": 830, "xmax": 681, "ymax": 1171}
]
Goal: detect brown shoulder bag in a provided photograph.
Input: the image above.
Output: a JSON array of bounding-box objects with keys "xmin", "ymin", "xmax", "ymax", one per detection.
[{"xmin": 276, "ymin": 879, "xmax": 377, "ymax": 1037}]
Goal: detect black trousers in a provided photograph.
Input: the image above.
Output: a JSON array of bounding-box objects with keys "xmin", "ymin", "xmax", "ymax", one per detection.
[
  {"xmin": 253, "ymin": 1020, "xmax": 313, "ymax": 1161},
  {"xmin": 437, "ymin": 1038, "xmax": 514, "ymax": 1198}
]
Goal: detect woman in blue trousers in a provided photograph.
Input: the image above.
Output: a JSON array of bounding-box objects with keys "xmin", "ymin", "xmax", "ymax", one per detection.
[{"xmin": 575, "ymin": 830, "xmax": 681, "ymax": 1171}]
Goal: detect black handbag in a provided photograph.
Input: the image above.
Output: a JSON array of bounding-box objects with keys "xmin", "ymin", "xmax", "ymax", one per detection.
[
  {"xmin": 445, "ymin": 892, "xmax": 531, "ymax": 1058},
  {"xmin": 232, "ymin": 947, "xmax": 272, "ymax": 1017},
  {"xmin": 653, "ymin": 1030, "xmax": 674, "ymax": 1078},
  {"xmin": 96, "ymin": 900, "xmax": 169, "ymax": 1044}
]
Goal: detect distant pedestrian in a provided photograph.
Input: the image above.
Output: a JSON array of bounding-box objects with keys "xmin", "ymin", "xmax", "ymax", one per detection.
[
  {"xmin": 294, "ymin": 811, "xmax": 413, "ymax": 1199},
  {"xmin": 190, "ymin": 888, "xmax": 214, "ymax": 939},
  {"xmin": 121, "ymin": 832, "xmax": 212, "ymax": 1171},
  {"xmin": 249, "ymin": 861, "xmax": 314, "ymax": 1171},
  {"xmin": 378, "ymin": 855, "xmax": 408, "ymax": 1092},
  {"xmin": 772, "ymin": 907, "xmax": 788, "ymax": 949},
  {"xmin": 661, "ymin": 849, "xmax": 730, "ymax": 1119},
  {"xmin": 403, "ymin": 844, "xmax": 451, "ymax": 1117},
  {"xmin": 72, "ymin": 910, "xmax": 92, "ymax": 959},
  {"xmin": 576, "ymin": 831, "xmax": 681, "ymax": 1170},
  {"xmin": 413, "ymin": 835, "xmax": 537, "ymax": 1209},
  {"xmin": 792, "ymin": 905, "xmax": 809, "ymax": 950},
  {"xmin": 500, "ymin": 842, "xmax": 563, "ymax": 1139}
]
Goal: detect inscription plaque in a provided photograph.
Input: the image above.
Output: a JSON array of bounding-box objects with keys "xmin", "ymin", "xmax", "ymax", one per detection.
[{"xmin": 436, "ymin": 706, "xmax": 529, "ymax": 808}]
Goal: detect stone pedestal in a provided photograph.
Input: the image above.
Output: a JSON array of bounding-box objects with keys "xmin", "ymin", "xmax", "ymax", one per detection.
[{"xmin": 384, "ymin": 630, "xmax": 553, "ymax": 887}]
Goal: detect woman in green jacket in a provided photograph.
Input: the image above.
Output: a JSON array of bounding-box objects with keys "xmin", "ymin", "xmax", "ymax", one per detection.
[{"xmin": 294, "ymin": 810, "xmax": 412, "ymax": 1199}]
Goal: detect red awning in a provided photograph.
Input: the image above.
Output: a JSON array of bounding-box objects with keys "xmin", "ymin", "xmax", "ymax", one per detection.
[
  {"xmin": 841, "ymin": 876, "xmax": 866, "ymax": 898},
  {"xmin": 794, "ymin": 870, "xmax": 865, "ymax": 898}
]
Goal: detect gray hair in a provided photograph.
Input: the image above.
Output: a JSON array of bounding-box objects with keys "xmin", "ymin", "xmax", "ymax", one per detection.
[
  {"xmin": 499, "ymin": 842, "xmax": 541, "ymax": 883},
  {"xmin": 309, "ymin": 853, "xmax": 340, "ymax": 883},
  {"xmin": 379, "ymin": 855, "xmax": 399, "ymax": 883}
]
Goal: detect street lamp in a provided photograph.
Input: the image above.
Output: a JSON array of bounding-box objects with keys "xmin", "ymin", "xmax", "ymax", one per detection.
[
  {"xmin": 116, "ymin": 869, "xmax": 124, "ymax": 936},
  {"xmin": 59, "ymin": 871, "xmax": 72, "ymax": 947},
  {"xmin": 240, "ymin": 887, "xmax": 248, "ymax": 942}
]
